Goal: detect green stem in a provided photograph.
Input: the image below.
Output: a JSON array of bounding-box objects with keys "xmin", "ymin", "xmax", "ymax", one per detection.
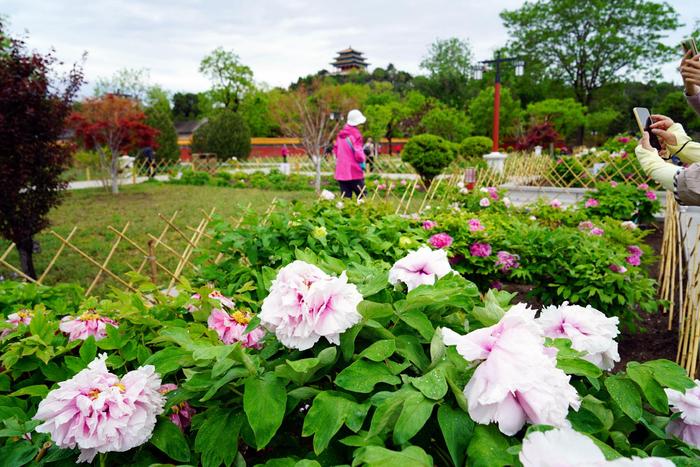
[{"xmin": 99, "ymin": 452, "xmax": 107, "ymax": 467}]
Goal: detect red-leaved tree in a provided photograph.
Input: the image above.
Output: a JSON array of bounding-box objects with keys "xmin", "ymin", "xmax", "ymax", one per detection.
[
  {"xmin": 70, "ymin": 94, "xmax": 158, "ymax": 194},
  {"xmin": 0, "ymin": 21, "xmax": 84, "ymax": 279}
]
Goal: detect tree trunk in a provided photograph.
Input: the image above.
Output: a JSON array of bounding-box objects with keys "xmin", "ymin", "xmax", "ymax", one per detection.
[
  {"xmin": 17, "ymin": 237, "xmax": 37, "ymax": 280},
  {"xmin": 315, "ymin": 153, "xmax": 321, "ymax": 193},
  {"xmin": 111, "ymin": 152, "xmax": 119, "ymax": 194}
]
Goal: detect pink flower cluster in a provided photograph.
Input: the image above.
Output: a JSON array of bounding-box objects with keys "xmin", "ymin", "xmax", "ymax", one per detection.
[
  {"xmin": 578, "ymin": 221, "xmax": 595, "ymax": 231},
  {"xmin": 468, "ymin": 218, "xmax": 485, "ymax": 232},
  {"xmin": 666, "ymin": 380, "xmax": 700, "ymax": 449},
  {"xmin": 481, "ymin": 186, "xmax": 500, "ymax": 200},
  {"xmin": 621, "ymin": 220, "xmax": 637, "ymax": 230},
  {"xmin": 442, "ymin": 305, "xmax": 580, "ymax": 435},
  {"xmin": 59, "ymin": 311, "xmax": 118, "ymax": 342},
  {"xmin": 470, "ymin": 242, "xmax": 492, "ymax": 257},
  {"xmin": 610, "ymin": 181, "xmax": 618, "ymax": 187},
  {"xmin": 389, "ymin": 247, "xmax": 453, "ymax": 291},
  {"xmin": 158, "ymin": 384, "xmax": 195, "ymax": 431},
  {"xmin": 638, "ymin": 183, "xmax": 649, "ymax": 190},
  {"xmin": 537, "ymin": 302, "xmax": 620, "ymax": 370},
  {"xmin": 186, "ymin": 290, "xmax": 235, "ymax": 313},
  {"xmin": 208, "ymin": 308, "xmax": 265, "ymax": 349},
  {"xmin": 429, "ymin": 233, "xmax": 453, "ymax": 249},
  {"xmin": 550, "ymin": 199, "xmax": 563, "ymax": 209},
  {"xmin": 646, "ymin": 191, "xmax": 657, "ymax": 201},
  {"xmin": 1, "ymin": 309, "xmax": 33, "ymax": 338},
  {"xmin": 584, "ymin": 198, "xmax": 600, "ymax": 208},
  {"xmin": 609, "ymin": 264, "xmax": 628, "ymax": 274},
  {"xmin": 422, "ymin": 220, "xmax": 437, "ymax": 230},
  {"xmin": 589, "ymin": 227, "xmax": 605, "ymax": 236},
  {"xmin": 259, "ymin": 261, "xmax": 363, "ymax": 351},
  {"xmin": 626, "ymin": 245, "xmax": 643, "ymax": 267},
  {"xmin": 33, "ymin": 354, "xmax": 165, "ymax": 463},
  {"xmin": 479, "ymin": 197, "xmax": 491, "ymax": 207},
  {"xmin": 520, "ymin": 428, "xmax": 674, "ymax": 466},
  {"xmin": 495, "ymin": 251, "xmax": 519, "ymax": 272}
]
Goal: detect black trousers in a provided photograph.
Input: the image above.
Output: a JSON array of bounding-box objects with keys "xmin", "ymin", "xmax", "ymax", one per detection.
[{"xmin": 338, "ymin": 179, "xmax": 365, "ymax": 198}]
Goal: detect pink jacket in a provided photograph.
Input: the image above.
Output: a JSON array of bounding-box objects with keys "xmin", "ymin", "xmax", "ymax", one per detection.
[{"xmin": 333, "ymin": 124, "xmax": 366, "ymax": 181}]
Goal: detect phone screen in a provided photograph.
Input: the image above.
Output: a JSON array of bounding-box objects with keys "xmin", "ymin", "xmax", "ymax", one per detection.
[{"xmin": 633, "ymin": 107, "xmax": 662, "ymax": 151}]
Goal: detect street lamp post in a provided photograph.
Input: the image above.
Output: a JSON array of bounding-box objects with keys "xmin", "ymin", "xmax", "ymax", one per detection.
[{"xmin": 477, "ymin": 51, "xmax": 524, "ymax": 153}]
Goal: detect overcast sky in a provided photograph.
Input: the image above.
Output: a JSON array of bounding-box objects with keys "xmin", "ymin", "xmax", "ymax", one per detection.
[{"xmin": 3, "ymin": 0, "xmax": 700, "ymax": 94}]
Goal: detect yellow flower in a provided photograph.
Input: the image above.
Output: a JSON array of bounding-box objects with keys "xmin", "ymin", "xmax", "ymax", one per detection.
[
  {"xmin": 399, "ymin": 236, "xmax": 415, "ymax": 249},
  {"xmin": 312, "ymin": 226, "xmax": 327, "ymax": 240}
]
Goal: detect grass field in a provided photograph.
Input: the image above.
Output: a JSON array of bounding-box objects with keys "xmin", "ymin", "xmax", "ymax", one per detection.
[{"xmin": 0, "ymin": 182, "xmax": 317, "ymax": 294}]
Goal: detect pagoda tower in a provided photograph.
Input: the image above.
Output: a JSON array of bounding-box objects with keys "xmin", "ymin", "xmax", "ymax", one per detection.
[{"xmin": 331, "ymin": 47, "xmax": 368, "ymax": 74}]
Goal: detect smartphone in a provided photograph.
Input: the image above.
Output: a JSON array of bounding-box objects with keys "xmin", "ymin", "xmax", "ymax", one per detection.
[
  {"xmin": 632, "ymin": 107, "xmax": 662, "ymax": 151},
  {"xmin": 681, "ymin": 37, "xmax": 699, "ymax": 56}
]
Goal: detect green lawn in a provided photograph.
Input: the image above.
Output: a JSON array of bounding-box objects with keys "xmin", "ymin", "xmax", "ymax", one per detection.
[{"xmin": 0, "ymin": 182, "xmax": 317, "ymax": 294}]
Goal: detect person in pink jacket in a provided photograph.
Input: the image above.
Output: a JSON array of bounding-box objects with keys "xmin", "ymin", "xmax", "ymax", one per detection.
[{"xmin": 333, "ymin": 109, "xmax": 367, "ymax": 198}]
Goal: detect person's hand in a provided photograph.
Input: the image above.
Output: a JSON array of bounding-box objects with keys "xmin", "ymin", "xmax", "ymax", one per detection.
[
  {"xmin": 639, "ymin": 131, "xmax": 654, "ymax": 151},
  {"xmin": 649, "ymin": 114, "xmax": 674, "ymax": 131},
  {"xmin": 681, "ymin": 50, "xmax": 700, "ymax": 96}
]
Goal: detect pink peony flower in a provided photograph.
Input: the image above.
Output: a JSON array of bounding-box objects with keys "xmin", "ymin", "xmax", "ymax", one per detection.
[
  {"xmin": 479, "ymin": 197, "xmax": 491, "ymax": 207},
  {"xmin": 158, "ymin": 384, "xmax": 195, "ymax": 431},
  {"xmin": 495, "ymin": 251, "xmax": 519, "ymax": 272},
  {"xmin": 487, "ymin": 187, "xmax": 499, "ymax": 200},
  {"xmin": 443, "ymin": 305, "xmax": 580, "ymax": 435},
  {"xmin": 626, "ymin": 255, "xmax": 641, "ymax": 266},
  {"xmin": 186, "ymin": 290, "xmax": 235, "ymax": 313},
  {"xmin": 537, "ymin": 302, "xmax": 620, "ymax": 370},
  {"xmin": 621, "ymin": 221, "xmax": 637, "ymax": 230},
  {"xmin": 578, "ymin": 221, "xmax": 595, "ymax": 231},
  {"xmin": 429, "ymin": 233, "xmax": 453, "ymax": 249},
  {"xmin": 627, "ymin": 245, "xmax": 643, "ymax": 256},
  {"xmin": 609, "ymin": 264, "xmax": 627, "ymax": 274},
  {"xmin": 589, "ymin": 228, "xmax": 604, "ymax": 236},
  {"xmin": 389, "ymin": 246, "xmax": 453, "ymax": 291},
  {"xmin": 584, "ymin": 198, "xmax": 599, "ymax": 208},
  {"xmin": 33, "ymin": 354, "xmax": 165, "ymax": 463},
  {"xmin": 59, "ymin": 311, "xmax": 118, "ymax": 342},
  {"xmin": 610, "ymin": 181, "xmax": 618, "ymax": 187},
  {"xmin": 520, "ymin": 428, "xmax": 674, "ymax": 467},
  {"xmin": 422, "ymin": 220, "xmax": 437, "ymax": 230},
  {"xmin": 259, "ymin": 261, "xmax": 363, "ymax": 351},
  {"xmin": 468, "ymin": 218, "xmax": 485, "ymax": 232},
  {"xmin": 1, "ymin": 309, "xmax": 33, "ymax": 338},
  {"xmin": 470, "ymin": 242, "xmax": 492, "ymax": 257},
  {"xmin": 637, "ymin": 183, "xmax": 649, "ymax": 190},
  {"xmin": 646, "ymin": 191, "xmax": 657, "ymax": 201},
  {"xmin": 666, "ymin": 380, "xmax": 700, "ymax": 449},
  {"xmin": 550, "ymin": 199, "xmax": 562, "ymax": 208},
  {"xmin": 208, "ymin": 309, "xmax": 265, "ymax": 349},
  {"xmin": 618, "ymin": 136, "xmax": 630, "ymax": 143},
  {"xmin": 377, "ymin": 183, "xmax": 387, "ymax": 190}
]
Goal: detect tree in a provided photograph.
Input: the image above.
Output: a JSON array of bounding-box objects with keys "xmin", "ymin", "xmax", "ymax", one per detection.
[
  {"xmin": 417, "ymin": 38, "xmax": 474, "ymax": 109},
  {"xmin": 172, "ymin": 92, "xmax": 201, "ymax": 121},
  {"xmin": 145, "ymin": 109, "xmax": 179, "ymax": 161},
  {"xmin": 199, "ymin": 47, "xmax": 254, "ymax": 111},
  {"xmin": 501, "ymin": 0, "xmax": 681, "ymax": 109},
  {"xmin": 94, "ymin": 68, "xmax": 151, "ymax": 102},
  {"xmin": 526, "ymin": 98, "xmax": 586, "ymax": 142},
  {"xmin": 419, "ymin": 106, "xmax": 473, "ymax": 142},
  {"xmin": 270, "ymin": 81, "xmax": 360, "ymax": 191},
  {"xmin": 192, "ymin": 110, "xmax": 251, "ymax": 161},
  {"xmin": 401, "ymin": 134, "xmax": 456, "ymax": 186},
  {"xmin": 468, "ymin": 86, "xmax": 522, "ymax": 139},
  {"xmin": 70, "ymin": 94, "xmax": 158, "ymax": 194},
  {"xmin": 240, "ymin": 89, "xmax": 278, "ymax": 136},
  {"xmin": 0, "ymin": 21, "xmax": 83, "ymax": 278}
]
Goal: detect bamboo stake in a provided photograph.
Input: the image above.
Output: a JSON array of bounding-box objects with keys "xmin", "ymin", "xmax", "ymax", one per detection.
[
  {"xmin": 158, "ymin": 213, "xmax": 197, "ymax": 248},
  {"xmin": 215, "ymin": 209, "xmax": 248, "ymax": 265},
  {"xmin": 395, "ymin": 182, "xmax": 410, "ymax": 214},
  {"xmin": 107, "ymin": 226, "xmax": 178, "ymax": 281},
  {"xmin": 85, "ymin": 223, "xmax": 129, "ymax": 296},
  {"xmin": 0, "ymin": 243, "xmax": 15, "ymax": 263},
  {"xmin": 0, "ymin": 256, "xmax": 37, "ymax": 283},
  {"xmin": 403, "ymin": 179, "xmax": 418, "ymax": 215},
  {"xmin": 146, "ymin": 233, "xmax": 197, "ymax": 269},
  {"xmin": 169, "ymin": 215, "xmax": 209, "ymax": 289},
  {"xmin": 130, "ymin": 211, "xmax": 178, "ymax": 286},
  {"xmin": 38, "ymin": 226, "xmax": 78, "ymax": 284},
  {"xmin": 49, "ymin": 231, "xmax": 136, "ymax": 291},
  {"xmin": 147, "ymin": 239, "xmax": 158, "ymax": 285}
]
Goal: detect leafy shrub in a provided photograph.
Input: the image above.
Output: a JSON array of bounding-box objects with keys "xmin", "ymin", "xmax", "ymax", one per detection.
[
  {"xmin": 553, "ymin": 156, "xmax": 589, "ymax": 187},
  {"xmin": 600, "ymin": 134, "xmax": 637, "ymax": 155},
  {"xmin": 401, "ymin": 134, "xmax": 456, "ymax": 185},
  {"xmin": 173, "ymin": 169, "xmax": 212, "ymax": 186},
  {"xmin": 192, "ymin": 110, "xmax": 252, "ymax": 161},
  {"xmin": 419, "ymin": 106, "xmax": 473, "ymax": 142},
  {"xmin": 580, "ymin": 181, "xmax": 661, "ymax": 224},
  {"xmin": 459, "ymin": 136, "xmax": 493, "ymax": 158}
]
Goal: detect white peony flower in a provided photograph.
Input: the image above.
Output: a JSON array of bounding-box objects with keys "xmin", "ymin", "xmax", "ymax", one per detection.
[
  {"xmin": 666, "ymin": 380, "xmax": 700, "ymax": 448},
  {"xmin": 320, "ymin": 189, "xmax": 335, "ymax": 200},
  {"xmin": 537, "ymin": 302, "xmax": 620, "ymax": 371},
  {"xmin": 388, "ymin": 246, "xmax": 452, "ymax": 292}
]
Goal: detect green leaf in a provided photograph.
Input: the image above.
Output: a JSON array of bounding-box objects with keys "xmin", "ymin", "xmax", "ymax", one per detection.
[
  {"xmin": 194, "ymin": 408, "xmax": 243, "ymax": 467},
  {"xmin": 351, "ymin": 445, "xmax": 433, "ymax": 467},
  {"xmin": 568, "ymin": 395, "xmax": 614, "ymax": 434},
  {"xmin": 0, "ymin": 442, "xmax": 39, "ymax": 467},
  {"xmin": 395, "ymin": 309, "xmax": 434, "ymax": 341},
  {"xmin": 335, "ymin": 360, "xmax": 401, "ymax": 393},
  {"xmin": 79, "ymin": 336, "xmax": 97, "ymax": 363},
  {"xmin": 340, "ymin": 324, "xmax": 363, "ymax": 361},
  {"xmin": 626, "ymin": 364, "xmax": 668, "ymax": 413},
  {"xmin": 642, "ymin": 359, "xmax": 695, "ymax": 391},
  {"xmin": 395, "ymin": 335, "xmax": 429, "ymax": 372},
  {"xmin": 357, "ymin": 301, "xmax": 394, "ymax": 320},
  {"xmin": 557, "ymin": 357, "xmax": 602, "ymax": 379},
  {"xmin": 9, "ymin": 385, "xmax": 48, "ymax": 398},
  {"xmin": 150, "ymin": 418, "xmax": 191, "ymax": 462},
  {"xmin": 438, "ymin": 405, "xmax": 474, "ymax": 467},
  {"xmin": 302, "ymin": 391, "xmax": 370, "ymax": 455},
  {"xmin": 409, "ymin": 367, "xmax": 448, "ymax": 400},
  {"xmin": 430, "ymin": 328, "xmax": 445, "ymax": 365},
  {"xmin": 392, "ymin": 391, "xmax": 435, "ymax": 445},
  {"xmin": 467, "ymin": 424, "xmax": 514, "ymax": 467},
  {"xmin": 244, "ymin": 373, "xmax": 287, "ymax": 449},
  {"xmin": 359, "ymin": 340, "xmax": 396, "ymax": 362},
  {"xmin": 604, "ymin": 375, "xmax": 643, "ymax": 421},
  {"xmin": 277, "ymin": 347, "xmax": 337, "ymax": 385}
]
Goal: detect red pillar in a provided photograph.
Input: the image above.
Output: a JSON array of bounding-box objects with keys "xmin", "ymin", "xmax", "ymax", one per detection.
[{"xmin": 492, "ymin": 82, "xmax": 501, "ymax": 153}]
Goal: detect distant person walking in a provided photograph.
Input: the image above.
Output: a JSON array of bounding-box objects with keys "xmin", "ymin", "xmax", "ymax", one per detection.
[
  {"xmin": 333, "ymin": 109, "xmax": 367, "ymax": 198},
  {"xmin": 143, "ymin": 146, "xmax": 156, "ymax": 178},
  {"xmin": 364, "ymin": 137, "xmax": 375, "ymax": 172},
  {"xmin": 281, "ymin": 144, "xmax": 289, "ymax": 163}
]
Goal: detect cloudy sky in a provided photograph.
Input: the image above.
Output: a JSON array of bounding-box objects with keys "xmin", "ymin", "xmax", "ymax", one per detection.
[{"xmin": 3, "ymin": 0, "xmax": 699, "ymax": 94}]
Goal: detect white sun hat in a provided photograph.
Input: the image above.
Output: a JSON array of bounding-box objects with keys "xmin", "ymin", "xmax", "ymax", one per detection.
[{"xmin": 346, "ymin": 109, "xmax": 366, "ymax": 126}]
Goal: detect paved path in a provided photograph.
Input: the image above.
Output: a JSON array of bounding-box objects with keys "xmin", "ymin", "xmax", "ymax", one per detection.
[{"xmin": 68, "ymin": 175, "xmax": 169, "ymax": 190}]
